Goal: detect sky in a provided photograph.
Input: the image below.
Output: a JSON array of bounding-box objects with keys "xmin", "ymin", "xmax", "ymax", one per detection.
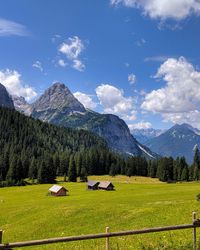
[{"xmin": 1, "ymin": 0, "xmax": 200, "ymax": 130}]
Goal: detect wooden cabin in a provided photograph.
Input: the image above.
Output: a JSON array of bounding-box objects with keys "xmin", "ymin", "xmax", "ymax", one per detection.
[
  {"xmin": 87, "ymin": 180, "xmax": 100, "ymax": 190},
  {"xmin": 49, "ymin": 185, "xmax": 68, "ymax": 196},
  {"xmin": 98, "ymin": 181, "xmax": 114, "ymax": 191}
]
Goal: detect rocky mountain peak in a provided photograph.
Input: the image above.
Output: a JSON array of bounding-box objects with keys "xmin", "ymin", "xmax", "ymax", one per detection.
[
  {"xmin": 31, "ymin": 82, "xmax": 86, "ymax": 122},
  {"xmin": 32, "ymin": 82, "xmax": 85, "ymax": 110},
  {"xmin": 46, "ymin": 82, "xmax": 70, "ymax": 95},
  {"xmin": 0, "ymin": 83, "xmax": 15, "ymax": 109}
]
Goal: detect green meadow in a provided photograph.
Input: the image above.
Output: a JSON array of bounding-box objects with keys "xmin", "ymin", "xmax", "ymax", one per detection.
[{"xmin": 0, "ymin": 176, "xmax": 200, "ymax": 250}]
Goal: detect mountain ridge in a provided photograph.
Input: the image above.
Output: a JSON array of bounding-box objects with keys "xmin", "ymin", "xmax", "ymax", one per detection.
[
  {"xmin": 145, "ymin": 123, "xmax": 200, "ymax": 163},
  {"xmin": 132, "ymin": 128, "xmax": 164, "ymax": 144},
  {"xmin": 11, "ymin": 82, "xmax": 157, "ymax": 159}
]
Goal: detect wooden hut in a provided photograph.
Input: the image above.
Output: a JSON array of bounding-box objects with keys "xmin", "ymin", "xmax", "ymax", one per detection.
[
  {"xmin": 98, "ymin": 181, "xmax": 114, "ymax": 191},
  {"xmin": 49, "ymin": 185, "xmax": 68, "ymax": 196},
  {"xmin": 87, "ymin": 180, "xmax": 100, "ymax": 190}
]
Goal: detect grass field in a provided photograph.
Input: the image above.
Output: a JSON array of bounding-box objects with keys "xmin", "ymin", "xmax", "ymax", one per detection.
[{"xmin": 0, "ymin": 176, "xmax": 200, "ymax": 249}]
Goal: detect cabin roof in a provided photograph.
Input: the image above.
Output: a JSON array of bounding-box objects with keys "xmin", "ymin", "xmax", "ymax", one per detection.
[
  {"xmin": 87, "ymin": 180, "xmax": 99, "ymax": 187},
  {"xmin": 98, "ymin": 181, "xmax": 114, "ymax": 189},
  {"xmin": 49, "ymin": 185, "xmax": 67, "ymax": 193}
]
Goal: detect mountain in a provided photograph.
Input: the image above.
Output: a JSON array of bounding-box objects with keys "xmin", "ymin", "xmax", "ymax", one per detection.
[
  {"xmin": 132, "ymin": 128, "xmax": 164, "ymax": 144},
  {"xmin": 31, "ymin": 83, "xmax": 86, "ymax": 122},
  {"xmin": 29, "ymin": 82, "xmax": 157, "ymax": 159},
  {"xmin": 146, "ymin": 123, "xmax": 200, "ymax": 163},
  {"xmin": 0, "ymin": 83, "xmax": 14, "ymax": 109},
  {"xmin": 12, "ymin": 95, "xmax": 31, "ymax": 115}
]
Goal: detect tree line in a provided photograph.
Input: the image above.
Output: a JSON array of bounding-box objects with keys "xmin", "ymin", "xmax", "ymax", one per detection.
[{"xmin": 1, "ymin": 106, "xmax": 200, "ymax": 186}]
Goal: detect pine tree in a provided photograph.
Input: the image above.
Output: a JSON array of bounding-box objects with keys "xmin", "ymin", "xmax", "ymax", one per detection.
[
  {"xmin": 80, "ymin": 166, "xmax": 88, "ymax": 182},
  {"xmin": 181, "ymin": 166, "xmax": 189, "ymax": 181},
  {"xmin": 37, "ymin": 156, "xmax": 56, "ymax": 184},
  {"xmin": 192, "ymin": 146, "xmax": 200, "ymax": 180},
  {"xmin": 194, "ymin": 146, "xmax": 200, "ymax": 166},
  {"xmin": 68, "ymin": 155, "xmax": 77, "ymax": 182},
  {"xmin": 28, "ymin": 157, "xmax": 38, "ymax": 180},
  {"xmin": 6, "ymin": 155, "xmax": 18, "ymax": 184},
  {"xmin": 109, "ymin": 163, "xmax": 116, "ymax": 177}
]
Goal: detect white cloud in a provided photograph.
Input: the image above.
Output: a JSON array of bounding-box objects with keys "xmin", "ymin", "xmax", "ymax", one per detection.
[
  {"xmin": 0, "ymin": 69, "xmax": 37, "ymax": 101},
  {"xmin": 32, "ymin": 61, "xmax": 43, "ymax": 72},
  {"xmin": 72, "ymin": 59, "xmax": 85, "ymax": 72},
  {"xmin": 59, "ymin": 36, "xmax": 84, "ymax": 59},
  {"xmin": 58, "ymin": 59, "xmax": 67, "ymax": 67},
  {"xmin": 95, "ymin": 84, "xmax": 136, "ymax": 121},
  {"xmin": 58, "ymin": 36, "xmax": 85, "ymax": 71},
  {"xmin": 128, "ymin": 121, "xmax": 152, "ymax": 131},
  {"xmin": 122, "ymin": 110, "xmax": 137, "ymax": 121},
  {"xmin": 128, "ymin": 73, "xmax": 136, "ymax": 84},
  {"xmin": 111, "ymin": 0, "xmax": 200, "ymax": 20},
  {"xmin": 141, "ymin": 57, "xmax": 200, "ymax": 128},
  {"xmin": 74, "ymin": 92, "xmax": 97, "ymax": 109},
  {"xmin": 0, "ymin": 18, "xmax": 30, "ymax": 37}
]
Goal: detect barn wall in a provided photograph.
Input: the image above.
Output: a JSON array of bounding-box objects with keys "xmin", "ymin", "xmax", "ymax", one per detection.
[{"xmin": 57, "ymin": 188, "xmax": 66, "ymax": 196}]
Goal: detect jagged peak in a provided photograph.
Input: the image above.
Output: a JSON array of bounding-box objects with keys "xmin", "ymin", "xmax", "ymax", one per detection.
[
  {"xmin": 31, "ymin": 82, "xmax": 86, "ymax": 115},
  {"xmin": 43, "ymin": 82, "xmax": 71, "ymax": 96}
]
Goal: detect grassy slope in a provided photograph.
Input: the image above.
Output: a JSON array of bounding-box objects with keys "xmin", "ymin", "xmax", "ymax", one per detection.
[{"xmin": 0, "ymin": 176, "xmax": 200, "ymax": 250}]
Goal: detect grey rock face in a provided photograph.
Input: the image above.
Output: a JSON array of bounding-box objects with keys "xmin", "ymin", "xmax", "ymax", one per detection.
[
  {"xmin": 31, "ymin": 82, "xmax": 86, "ymax": 122},
  {"xmin": 12, "ymin": 95, "xmax": 32, "ymax": 115},
  {"xmin": 0, "ymin": 83, "xmax": 15, "ymax": 109},
  {"xmin": 91, "ymin": 113, "xmax": 140, "ymax": 154}
]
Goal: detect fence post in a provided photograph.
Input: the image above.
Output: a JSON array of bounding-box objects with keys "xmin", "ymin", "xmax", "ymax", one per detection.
[
  {"xmin": 0, "ymin": 230, "xmax": 2, "ymax": 244},
  {"xmin": 193, "ymin": 212, "xmax": 197, "ymax": 250},
  {"xmin": 106, "ymin": 226, "xmax": 110, "ymax": 250}
]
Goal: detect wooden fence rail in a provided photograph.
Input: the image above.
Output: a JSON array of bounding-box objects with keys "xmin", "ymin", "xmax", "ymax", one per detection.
[{"xmin": 0, "ymin": 212, "xmax": 200, "ymax": 250}]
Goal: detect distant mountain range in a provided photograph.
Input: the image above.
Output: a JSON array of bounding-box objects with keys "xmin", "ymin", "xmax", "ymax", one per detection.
[
  {"xmin": 132, "ymin": 128, "xmax": 164, "ymax": 144},
  {"xmin": 2, "ymin": 81, "xmax": 200, "ymax": 163},
  {"xmin": 0, "ymin": 82, "xmax": 157, "ymax": 159},
  {"xmin": 144, "ymin": 123, "xmax": 200, "ymax": 163}
]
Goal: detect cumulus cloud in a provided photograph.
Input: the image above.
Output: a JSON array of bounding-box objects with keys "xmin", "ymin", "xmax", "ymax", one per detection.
[
  {"xmin": 0, "ymin": 69, "xmax": 37, "ymax": 101},
  {"xmin": 0, "ymin": 18, "xmax": 30, "ymax": 37},
  {"xmin": 111, "ymin": 0, "xmax": 200, "ymax": 20},
  {"xmin": 95, "ymin": 84, "xmax": 136, "ymax": 120},
  {"xmin": 74, "ymin": 91, "xmax": 97, "ymax": 109},
  {"xmin": 58, "ymin": 36, "xmax": 85, "ymax": 71},
  {"xmin": 141, "ymin": 57, "xmax": 200, "ymax": 128},
  {"xmin": 32, "ymin": 61, "xmax": 43, "ymax": 72},
  {"xmin": 128, "ymin": 73, "xmax": 136, "ymax": 84},
  {"xmin": 122, "ymin": 110, "xmax": 137, "ymax": 121},
  {"xmin": 128, "ymin": 121, "xmax": 152, "ymax": 131}
]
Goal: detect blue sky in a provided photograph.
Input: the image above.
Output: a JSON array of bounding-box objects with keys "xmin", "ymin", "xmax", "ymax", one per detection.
[{"xmin": 1, "ymin": 0, "xmax": 200, "ymax": 130}]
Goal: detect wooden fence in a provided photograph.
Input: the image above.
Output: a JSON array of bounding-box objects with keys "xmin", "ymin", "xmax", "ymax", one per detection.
[{"xmin": 0, "ymin": 212, "xmax": 200, "ymax": 250}]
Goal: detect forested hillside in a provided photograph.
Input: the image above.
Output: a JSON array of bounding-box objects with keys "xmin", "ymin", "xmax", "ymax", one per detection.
[
  {"xmin": 0, "ymin": 107, "xmax": 116, "ymax": 185},
  {"xmin": 1, "ymin": 106, "xmax": 200, "ymax": 187}
]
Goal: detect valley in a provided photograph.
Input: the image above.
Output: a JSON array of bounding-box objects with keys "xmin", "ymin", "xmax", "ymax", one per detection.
[{"xmin": 0, "ymin": 176, "xmax": 199, "ymax": 249}]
